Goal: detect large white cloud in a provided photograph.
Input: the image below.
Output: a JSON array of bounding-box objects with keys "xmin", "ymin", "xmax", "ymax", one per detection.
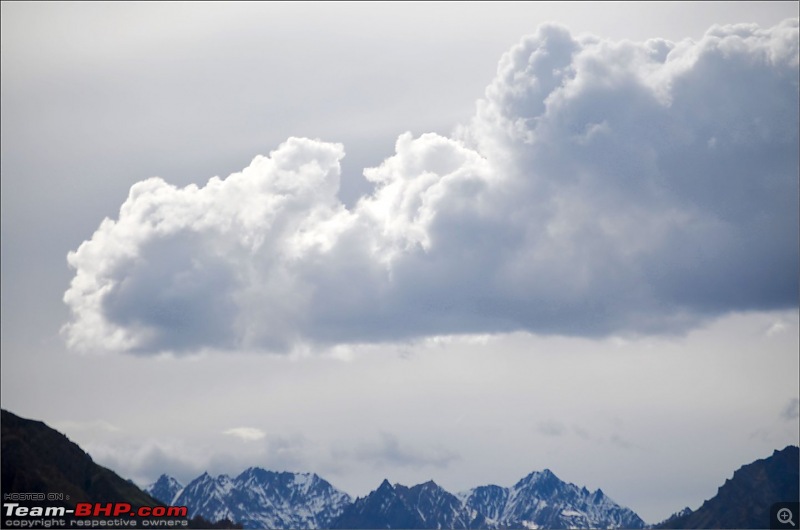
[{"xmin": 63, "ymin": 19, "xmax": 799, "ymax": 355}]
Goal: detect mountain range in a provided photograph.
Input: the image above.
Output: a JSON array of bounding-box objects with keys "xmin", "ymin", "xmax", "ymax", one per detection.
[
  {"xmin": 2, "ymin": 409, "xmax": 797, "ymax": 529},
  {"xmin": 147, "ymin": 467, "xmax": 645, "ymax": 529}
]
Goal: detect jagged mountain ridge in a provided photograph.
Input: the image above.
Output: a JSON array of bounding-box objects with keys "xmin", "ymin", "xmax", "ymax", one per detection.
[
  {"xmin": 331, "ymin": 479, "xmax": 485, "ymax": 529},
  {"xmin": 147, "ymin": 468, "xmax": 352, "ymax": 529},
  {"xmin": 148, "ymin": 473, "xmax": 184, "ymax": 505},
  {"xmin": 395, "ymin": 480, "xmax": 483, "ymax": 529},
  {"xmin": 461, "ymin": 469, "xmax": 645, "ymax": 529},
  {"xmin": 654, "ymin": 507, "xmax": 692, "ymax": 528},
  {"xmin": 154, "ymin": 467, "xmax": 644, "ymax": 529}
]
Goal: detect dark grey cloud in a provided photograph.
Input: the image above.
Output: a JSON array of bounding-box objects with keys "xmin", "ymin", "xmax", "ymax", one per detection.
[
  {"xmin": 63, "ymin": 20, "xmax": 799, "ymax": 355},
  {"xmin": 354, "ymin": 433, "xmax": 460, "ymax": 470},
  {"xmin": 782, "ymin": 398, "xmax": 800, "ymax": 421},
  {"xmin": 537, "ymin": 420, "xmax": 567, "ymax": 437}
]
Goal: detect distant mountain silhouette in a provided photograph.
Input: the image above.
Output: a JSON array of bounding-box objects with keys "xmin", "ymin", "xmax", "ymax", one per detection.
[{"xmin": 656, "ymin": 445, "xmax": 799, "ymax": 529}]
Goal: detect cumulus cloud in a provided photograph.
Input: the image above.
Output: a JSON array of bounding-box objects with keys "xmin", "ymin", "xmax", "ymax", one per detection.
[
  {"xmin": 63, "ymin": 19, "xmax": 799, "ymax": 355},
  {"xmin": 765, "ymin": 320, "xmax": 789, "ymax": 337},
  {"xmin": 222, "ymin": 427, "xmax": 267, "ymax": 442}
]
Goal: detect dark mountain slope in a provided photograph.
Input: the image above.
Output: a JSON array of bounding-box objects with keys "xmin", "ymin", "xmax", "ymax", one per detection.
[
  {"xmin": 657, "ymin": 445, "xmax": 799, "ymax": 529},
  {"xmin": 331, "ymin": 479, "xmax": 427, "ymax": 529},
  {"xmin": 1, "ymin": 408, "xmax": 157, "ymax": 508}
]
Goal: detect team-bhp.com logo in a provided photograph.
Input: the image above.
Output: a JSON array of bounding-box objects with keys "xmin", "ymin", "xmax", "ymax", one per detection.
[
  {"xmin": 73, "ymin": 503, "xmax": 187, "ymax": 518},
  {"xmin": 3, "ymin": 501, "xmax": 188, "ymax": 528}
]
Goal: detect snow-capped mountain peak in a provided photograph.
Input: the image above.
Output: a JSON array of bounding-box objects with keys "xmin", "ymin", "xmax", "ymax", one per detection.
[
  {"xmin": 146, "ymin": 474, "xmax": 184, "ymax": 506},
  {"xmin": 147, "ymin": 469, "xmax": 351, "ymax": 529},
  {"xmin": 462, "ymin": 469, "xmax": 644, "ymax": 529}
]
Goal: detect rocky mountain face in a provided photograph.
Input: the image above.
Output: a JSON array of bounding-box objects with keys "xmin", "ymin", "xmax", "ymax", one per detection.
[
  {"xmin": 148, "ymin": 473, "xmax": 184, "ymax": 505},
  {"xmin": 461, "ymin": 469, "xmax": 645, "ymax": 529},
  {"xmin": 655, "ymin": 507, "xmax": 693, "ymax": 528},
  {"xmin": 656, "ymin": 445, "xmax": 799, "ymax": 529},
  {"xmin": 331, "ymin": 479, "xmax": 483, "ymax": 529}
]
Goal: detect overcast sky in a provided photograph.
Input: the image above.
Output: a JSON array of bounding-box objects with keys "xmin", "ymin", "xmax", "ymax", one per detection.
[{"xmin": 1, "ymin": 2, "xmax": 798, "ymax": 524}]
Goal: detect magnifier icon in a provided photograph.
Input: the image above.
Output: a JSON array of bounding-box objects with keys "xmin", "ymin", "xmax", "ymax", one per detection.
[{"xmin": 778, "ymin": 508, "xmax": 796, "ymax": 527}]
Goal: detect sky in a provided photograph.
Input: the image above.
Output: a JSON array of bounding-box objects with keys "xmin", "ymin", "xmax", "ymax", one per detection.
[{"xmin": 1, "ymin": 1, "xmax": 799, "ymax": 524}]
